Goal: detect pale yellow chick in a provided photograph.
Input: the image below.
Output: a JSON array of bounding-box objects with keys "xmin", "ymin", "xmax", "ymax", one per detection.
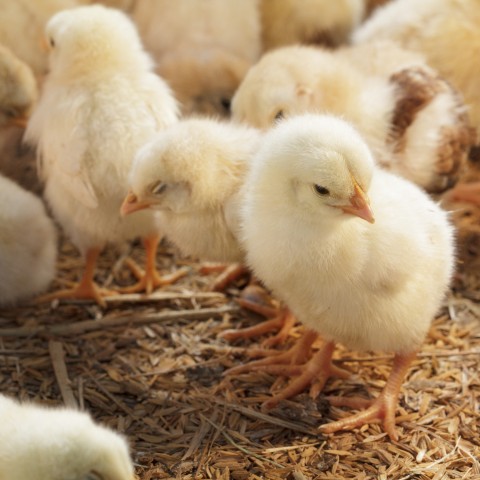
[
  {"xmin": 131, "ymin": 0, "xmax": 261, "ymax": 117},
  {"xmin": 240, "ymin": 114, "xmax": 455, "ymax": 440},
  {"xmin": 231, "ymin": 44, "xmax": 474, "ymax": 194},
  {"xmin": 25, "ymin": 5, "xmax": 179, "ymax": 305},
  {"xmin": 0, "ymin": 394, "xmax": 134, "ymax": 480},
  {"xmin": 0, "ymin": 174, "xmax": 56, "ymax": 305},
  {"xmin": 260, "ymin": 0, "xmax": 365, "ymax": 51}
]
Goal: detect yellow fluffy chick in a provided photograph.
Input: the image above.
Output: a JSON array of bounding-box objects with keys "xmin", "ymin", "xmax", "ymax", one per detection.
[
  {"xmin": 240, "ymin": 114, "xmax": 455, "ymax": 440},
  {"xmin": 0, "ymin": 43, "xmax": 37, "ymax": 129},
  {"xmin": 231, "ymin": 44, "xmax": 474, "ymax": 194},
  {"xmin": 0, "ymin": 394, "xmax": 134, "ymax": 480},
  {"xmin": 131, "ymin": 0, "xmax": 261, "ymax": 117},
  {"xmin": 260, "ymin": 0, "xmax": 365, "ymax": 51},
  {"xmin": 0, "ymin": 174, "xmax": 56, "ymax": 305},
  {"xmin": 0, "ymin": 0, "xmax": 80, "ymax": 77},
  {"xmin": 25, "ymin": 5, "xmax": 179, "ymax": 305},
  {"xmin": 121, "ymin": 118, "xmax": 261, "ymax": 264}
]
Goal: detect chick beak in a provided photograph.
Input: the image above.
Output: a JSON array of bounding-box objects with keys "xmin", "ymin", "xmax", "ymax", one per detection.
[
  {"xmin": 340, "ymin": 180, "xmax": 375, "ymax": 224},
  {"xmin": 120, "ymin": 191, "xmax": 151, "ymax": 216},
  {"xmin": 8, "ymin": 115, "xmax": 29, "ymax": 129}
]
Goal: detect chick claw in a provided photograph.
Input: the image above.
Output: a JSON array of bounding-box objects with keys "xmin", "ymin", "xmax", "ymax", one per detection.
[
  {"xmin": 221, "ymin": 285, "xmax": 296, "ymax": 347},
  {"xmin": 119, "ymin": 257, "xmax": 188, "ymax": 294},
  {"xmin": 199, "ymin": 262, "xmax": 249, "ymax": 291},
  {"xmin": 36, "ymin": 282, "xmax": 117, "ymax": 309},
  {"xmin": 320, "ymin": 352, "xmax": 417, "ymax": 441}
]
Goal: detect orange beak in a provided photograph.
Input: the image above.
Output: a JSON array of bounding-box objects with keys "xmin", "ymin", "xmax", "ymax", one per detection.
[
  {"xmin": 339, "ymin": 179, "xmax": 375, "ymax": 224},
  {"xmin": 120, "ymin": 191, "xmax": 152, "ymax": 216},
  {"xmin": 8, "ymin": 115, "xmax": 29, "ymax": 129}
]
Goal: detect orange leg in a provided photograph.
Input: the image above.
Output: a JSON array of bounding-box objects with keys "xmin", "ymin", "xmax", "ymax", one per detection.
[
  {"xmin": 199, "ymin": 262, "xmax": 249, "ymax": 291},
  {"xmin": 37, "ymin": 247, "xmax": 116, "ymax": 308},
  {"xmin": 222, "ymin": 285, "xmax": 297, "ymax": 347},
  {"xmin": 261, "ymin": 340, "xmax": 350, "ymax": 409},
  {"xmin": 321, "ymin": 351, "xmax": 417, "ymax": 441},
  {"xmin": 119, "ymin": 234, "xmax": 187, "ymax": 294},
  {"xmin": 446, "ymin": 181, "xmax": 480, "ymax": 206}
]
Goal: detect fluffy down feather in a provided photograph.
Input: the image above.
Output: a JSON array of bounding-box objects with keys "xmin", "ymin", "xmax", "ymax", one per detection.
[
  {"xmin": 0, "ymin": 174, "xmax": 56, "ymax": 305},
  {"xmin": 0, "ymin": 394, "xmax": 134, "ymax": 480},
  {"xmin": 231, "ymin": 44, "xmax": 474, "ymax": 193}
]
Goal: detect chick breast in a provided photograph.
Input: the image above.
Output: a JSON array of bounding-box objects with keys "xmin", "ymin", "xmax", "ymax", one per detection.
[
  {"xmin": 241, "ymin": 115, "xmax": 455, "ymax": 354},
  {"xmin": 0, "ymin": 175, "xmax": 56, "ymax": 305}
]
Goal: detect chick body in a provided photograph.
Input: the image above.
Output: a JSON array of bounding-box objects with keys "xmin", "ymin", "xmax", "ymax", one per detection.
[
  {"xmin": 25, "ymin": 5, "xmax": 178, "ymax": 301},
  {"xmin": 232, "ymin": 44, "xmax": 473, "ymax": 193},
  {"xmin": 0, "ymin": 174, "xmax": 56, "ymax": 305},
  {"xmin": 260, "ymin": 0, "xmax": 365, "ymax": 50},
  {"xmin": 0, "ymin": 394, "xmax": 134, "ymax": 480},
  {"xmin": 241, "ymin": 114, "xmax": 455, "ymax": 437},
  {"xmin": 126, "ymin": 118, "xmax": 262, "ymax": 263}
]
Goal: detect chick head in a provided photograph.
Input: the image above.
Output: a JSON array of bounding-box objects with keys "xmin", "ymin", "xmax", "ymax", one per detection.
[
  {"xmin": 231, "ymin": 48, "xmax": 320, "ymax": 129},
  {"xmin": 0, "ymin": 44, "xmax": 37, "ymax": 128},
  {"xmin": 122, "ymin": 118, "xmax": 257, "ymax": 215},
  {"xmin": 252, "ymin": 114, "xmax": 375, "ymax": 223},
  {"xmin": 12, "ymin": 406, "xmax": 134, "ymax": 480},
  {"xmin": 45, "ymin": 4, "xmax": 152, "ymax": 78}
]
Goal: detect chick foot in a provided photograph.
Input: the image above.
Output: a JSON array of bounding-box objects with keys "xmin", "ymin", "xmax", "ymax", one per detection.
[
  {"xmin": 321, "ymin": 352, "xmax": 417, "ymax": 441},
  {"xmin": 199, "ymin": 262, "xmax": 249, "ymax": 291},
  {"xmin": 221, "ymin": 285, "xmax": 296, "ymax": 347},
  {"xmin": 261, "ymin": 340, "xmax": 350, "ymax": 409},
  {"xmin": 37, "ymin": 248, "xmax": 116, "ymax": 308},
  {"xmin": 445, "ymin": 181, "xmax": 480, "ymax": 206},
  {"xmin": 119, "ymin": 235, "xmax": 187, "ymax": 294}
]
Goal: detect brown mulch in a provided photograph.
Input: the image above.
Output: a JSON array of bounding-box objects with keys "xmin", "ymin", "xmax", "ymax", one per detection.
[{"xmin": 0, "ymin": 205, "xmax": 479, "ymax": 480}]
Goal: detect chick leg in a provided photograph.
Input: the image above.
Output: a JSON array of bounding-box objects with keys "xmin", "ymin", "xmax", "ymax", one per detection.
[
  {"xmin": 445, "ymin": 181, "xmax": 480, "ymax": 206},
  {"xmin": 199, "ymin": 262, "xmax": 249, "ymax": 291},
  {"xmin": 119, "ymin": 234, "xmax": 187, "ymax": 294},
  {"xmin": 36, "ymin": 247, "xmax": 115, "ymax": 308},
  {"xmin": 221, "ymin": 285, "xmax": 297, "ymax": 347},
  {"xmin": 321, "ymin": 351, "xmax": 417, "ymax": 441}
]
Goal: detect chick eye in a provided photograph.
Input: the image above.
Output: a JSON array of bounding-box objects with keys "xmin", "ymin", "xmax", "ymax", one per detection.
[
  {"xmin": 274, "ymin": 110, "xmax": 284, "ymax": 121},
  {"xmin": 314, "ymin": 184, "xmax": 329, "ymax": 195},
  {"xmin": 49, "ymin": 37, "xmax": 55, "ymax": 48},
  {"xmin": 151, "ymin": 181, "xmax": 167, "ymax": 195},
  {"xmin": 3, "ymin": 108, "xmax": 16, "ymax": 118},
  {"xmin": 220, "ymin": 97, "xmax": 231, "ymax": 112}
]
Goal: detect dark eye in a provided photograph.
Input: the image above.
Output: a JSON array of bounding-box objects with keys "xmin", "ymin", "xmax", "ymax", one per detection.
[
  {"xmin": 220, "ymin": 97, "xmax": 231, "ymax": 112},
  {"xmin": 274, "ymin": 110, "xmax": 284, "ymax": 121},
  {"xmin": 151, "ymin": 181, "xmax": 167, "ymax": 195},
  {"xmin": 49, "ymin": 37, "xmax": 55, "ymax": 48},
  {"xmin": 314, "ymin": 184, "xmax": 329, "ymax": 195},
  {"xmin": 4, "ymin": 108, "xmax": 16, "ymax": 118}
]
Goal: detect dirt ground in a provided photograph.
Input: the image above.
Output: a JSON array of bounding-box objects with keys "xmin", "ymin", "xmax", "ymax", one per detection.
[{"xmin": 0, "ymin": 200, "xmax": 479, "ymax": 480}]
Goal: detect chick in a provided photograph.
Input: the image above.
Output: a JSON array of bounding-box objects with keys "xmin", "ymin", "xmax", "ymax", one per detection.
[
  {"xmin": 0, "ymin": 43, "xmax": 37, "ymax": 129},
  {"xmin": 0, "ymin": 0, "xmax": 80, "ymax": 77},
  {"xmin": 0, "ymin": 174, "xmax": 56, "ymax": 305},
  {"xmin": 260, "ymin": 0, "xmax": 365, "ymax": 51},
  {"xmin": 239, "ymin": 114, "xmax": 455, "ymax": 440},
  {"xmin": 0, "ymin": 394, "xmax": 134, "ymax": 480},
  {"xmin": 131, "ymin": 0, "xmax": 261, "ymax": 117},
  {"xmin": 25, "ymin": 5, "xmax": 179, "ymax": 305},
  {"xmin": 231, "ymin": 44, "xmax": 474, "ymax": 194},
  {"xmin": 121, "ymin": 118, "xmax": 294, "ymax": 344}
]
